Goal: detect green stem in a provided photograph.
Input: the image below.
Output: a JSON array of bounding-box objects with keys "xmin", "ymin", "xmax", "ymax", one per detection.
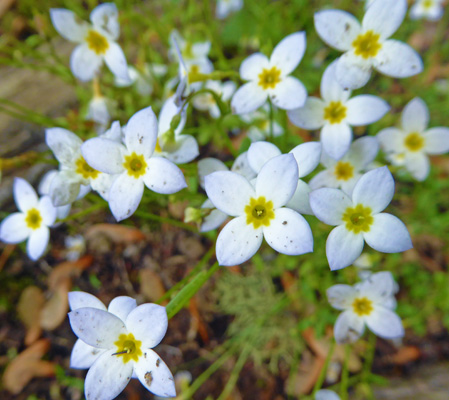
[
  {"xmin": 60, "ymin": 203, "xmax": 106, "ymax": 223},
  {"xmin": 134, "ymin": 210, "xmax": 198, "ymax": 232},
  {"xmin": 340, "ymin": 344, "xmax": 351, "ymax": 400},
  {"xmin": 268, "ymin": 98, "xmax": 274, "ymax": 141},
  {"xmin": 312, "ymin": 339, "xmax": 336, "ymax": 395}
]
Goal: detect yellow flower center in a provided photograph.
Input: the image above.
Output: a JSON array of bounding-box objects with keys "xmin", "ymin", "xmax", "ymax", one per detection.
[
  {"xmin": 422, "ymin": 0, "xmax": 433, "ymax": 9},
  {"xmin": 334, "ymin": 161, "xmax": 354, "ymax": 181},
  {"xmin": 113, "ymin": 333, "xmax": 142, "ymax": 364},
  {"xmin": 182, "ymin": 42, "xmax": 194, "ymax": 60},
  {"xmin": 188, "ymin": 64, "xmax": 201, "ymax": 83},
  {"xmin": 86, "ymin": 30, "xmax": 109, "ymax": 55},
  {"xmin": 342, "ymin": 204, "xmax": 373, "ymax": 234},
  {"xmin": 75, "ymin": 157, "xmax": 100, "ymax": 180},
  {"xmin": 154, "ymin": 138, "xmax": 163, "ymax": 153},
  {"xmin": 404, "ymin": 132, "xmax": 425, "ymax": 152},
  {"xmin": 323, "ymin": 101, "xmax": 347, "ymax": 124},
  {"xmin": 258, "ymin": 66, "xmax": 282, "ymax": 90},
  {"xmin": 25, "ymin": 208, "xmax": 43, "ymax": 230},
  {"xmin": 352, "ymin": 297, "xmax": 374, "ymax": 317},
  {"xmin": 123, "ymin": 152, "xmax": 147, "ymax": 179},
  {"xmin": 352, "ymin": 30, "xmax": 382, "ymax": 59},
  {"xmin": 244, "ymin": 196, "xmax": 275, "ymax": 229}
]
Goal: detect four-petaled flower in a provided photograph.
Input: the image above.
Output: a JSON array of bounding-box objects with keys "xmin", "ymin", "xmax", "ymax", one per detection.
[
  {"xmin": 314, "ymin": 0, "xmax": 423, "ymax": 89},
  {"xmin": 231, "ymin": 32, "xmax": 308, "ymax": 114},
  {"xmin": 410, "ymin": 0, "xmax": 444, "ymax": 21},
  {"xmin": 309, "ymin": 167, "xmax": 412, "ymax": 270},
  {"xmin": 50, "ymin": 3, "xmax": 129, "ymax": 82},
  {"xmin": 327, "ymin": 271, "xmax": 403, "ymax": 343}
]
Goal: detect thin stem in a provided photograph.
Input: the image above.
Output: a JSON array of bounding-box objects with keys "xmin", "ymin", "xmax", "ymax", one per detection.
[
  {"xmin": 312, "ymin": 339, "xmax": 336, "ymax": 395},
  {"xmin": 268, "ymin": 98, "xmax": 274, "ymax": 141},
  {"xmin": 60, "ymin": 203, "xmax": 106, "ymax": 223},
  {"xmin": 340, "ymin": 344, "xmax": 351, "ymax": 400},
  {"xmin": 134, "ymin": 210, "xmax": 198, "ymax": 232}
]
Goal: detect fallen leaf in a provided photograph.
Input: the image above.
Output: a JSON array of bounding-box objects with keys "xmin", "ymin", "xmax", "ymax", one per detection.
[
  {"xmin": 139, "ymin": 269, "xmax": 166, "ymax": 303},
  {"xmin": 40, "ymin": 278, "xmax": 71, "ymax": 331},
  {"xmin": 47, "ymin": 255, "xmax": 93, "ymax": 290},
  {"xmin": 17, "ymin": 286, "xmax": 45, "ymax": 346},
  {"xmin": 85, "ymin": 224, "xmax": 146, "ymax": 244}
]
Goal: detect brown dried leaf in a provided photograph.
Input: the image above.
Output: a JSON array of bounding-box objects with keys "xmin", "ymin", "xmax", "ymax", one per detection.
[
  {"xmin": 17, "ymin": 286, "xmax": 45, "ymax": 346},
  {"xmin": 139, "ymin": 269, "xmax": 166, "ymax": 303},
  {"xmin": 40, "ymin": 279, "xmax": 70, "ymax": 331},
  {"xmin": 47, "ymin": 255, "xmax": 93, "ymax": 290},
  {"xmin": 85, "ymin": 223, "xmax": 146, "ymax": 244},
  {"xmin": 3, "ymin": 339, "xmax": 55, "ymax": 394}
]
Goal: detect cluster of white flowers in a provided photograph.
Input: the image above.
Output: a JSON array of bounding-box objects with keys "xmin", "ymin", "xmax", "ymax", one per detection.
[{"xmin": 1, "ymin": 0, "xmax": 448, "ymax": 398}]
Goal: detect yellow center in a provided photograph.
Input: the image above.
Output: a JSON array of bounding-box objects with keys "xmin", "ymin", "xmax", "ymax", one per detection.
[
  {"xmin": 75, "ymin": 157, "xmax": 100, "ymax": 180},
  {"xmin": 86, "ymin": 30, "xmax": 109, "ymax": 55},
  {"xmin": 324, "ymin": 101, "xmax": 347, "ymax": 124},
  {"xmin": 154, "ymin": 138, "xmax": 163, "ymax": 153},
  {"xmin": 258, "ymin": 66, "xmax": 282, "ymax": 90},
  {"xmin": 113, "ymin": 333, "xmax": 142, "ymax": 364},
  {"xmin": 422, "ymin": 0, "xmax": 433, "ymax": 9},
  {"xmin": 342, "ymin": 204, "xmax": 373, "ymax": 234},
  {"xmin": 188, "ymin": 64, "xmax": 200, "ymax": 83},
  {"xmin": 334, "ymin": 161, "xmax": 354, "ymax": 181},
  {"xmin": 123, "ymin": 152, "xmax": 147, "ymax": 179},
  {"xmin": 25, "ymin": 208, "xmax": 42, "ymax": 230},
  {"xmin": 352, "ymin": 297, "xmax": 374, "ymax": 317},
  {"xmin": 404, "ymin": 132, "xmax": 425, "ymax": 152},
  {"xmin": 352, "ymin": 30, "xmax": 382, "ymax": 59},
  {"xmin": 182, "ymin": 42, "xmax": 194, "ymax": 60},
  {"xmin": 244, "ymin": 197, "xmax": 275, "ymax": 229}
]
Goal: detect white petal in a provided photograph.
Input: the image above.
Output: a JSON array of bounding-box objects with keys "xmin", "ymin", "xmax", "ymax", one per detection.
[
  {"xmin": 205, "ymin": 171, "xmax": 254, "ymax": 216},
  {"xmin": 108, "ymin": 296, "xmax": 137, "ymax": 321},
  {"xmin": 365, "ymin": 307, "xmax": 404, "ymax": 339},
  {"xmin": 309, "ymin": 170, "xmax": 339, "ymax": 190},
  {"xmin": 49, "ymin": 171, "xmax": 81, "ymax": 207},
  {"xmin": 134, "ymin": 350, "xmax": 176, "ymax": 398},
  {"xmin": 231, "ymin": 82, "xmax": 268, "ymax": 115},
  {"xmin": 290, "ymin": 141, "xmax": 322, "ymax": 177},
  {"xmin": 256, "ymin": 154, "xmax": 299, "ymax": 208},
  {"xmin": 357, "ymin": 271, "xmax": 397, "ymax": 302},
  {"xmin": 0, "ymin": 213, "xmax": 30, "ymax": 243},
  {"xmin": 14, "ymin": 177, "xmax": 38, "ymax": 212},
  {"xmin": 125, "ymin": 107, "xmax": 158, "ymax": 159},
  {"xmin": 377, "ymin": 127, "xmax": 404, "ymax": 152},
  {"xmin": 90, "ymin": 3, "xmax": 119, "ymax": 40},
  {"xmin": 231, "ymin": 151, "xmax": 257, "ymax": 180},
  {"xmin": 68, "ymin": 308, "xmax": 127, "ymax": 348},
  {"xmin": 216, "ymin": 216, "xmax": 263, "ymax": 266},
  {"xmin": 45, "ymin": 128, "xmax": 82, "ymax": 166},
  {"xmin": 309, "ymin": 188, "xmax": 352, "ymax": 225},
  {"xmin": 327, "ymin": 285, "xmax": 356, "ymax": 310},
  {"xmin": 70, "ymin": 44, "xmax": 102, "ymax": 82},
  {"xmin": 143, "ymin": 157, "xmax": 187, "ymax": 194},
  {"xmin": 69, "ymin": 292, "xmax": 106, "ymax": 311},
  {"xmin": 352, "ymin": 166, "xmax": 394, "ymax": 213},
  {"xmin": 82, "ymin": 138, "xmax": 126, "ymax": 174},
  {"xmin": 126, "ymin": 304, "xmax": 168, "ymax": 348},
  {"xmin": 158, "ymin": 96, "xmax": 185, "ymax": 135},
  {"xmin": 334, "ymin": 310, "xmax": 365, "ymax": 343},
  {"xmin": 70, "ymin": 339, "xmax": 105, "ymax": 370},
  {"xmin": 326, "ymin": 225, "xmax": 365, "ymax": 270},
  {"xmin": 164, "ymin": 135, "xmax": 199, "ymax": 164},
  {"xmin": 335, "ymin": 52, "xmax": 372, "ymax": 90},
  {"xmin": 314, "ymin": 10, "xmax": 362, "ymax": 51},
  {"xmin": 90, "ymin": 173, "xmax": 115, "ymax": 201},
  {"xmin": 198, "ymin": 158, "xmax": 228, "ymax": 189},
  {"xmin": 374, "ymin": 40, "xmax": 423, "ymax": 78},
  {"xmin": 362, "ymin": 0, "xmax": 406, "ymax": 40},
  {"xmin": 263, "ymin": 208, "xmax": 313, "ymax": 255},
  {"xmin": 200, "ymin": 202, "xmax": 228, "ymax": 233},
  {"xmin": 37, "ymin": 196, "xmax": 57, "ymax": 226},
  {"xmin": 364, "ymin": 213, "xmax": 412, "ymax": 253},
  {"xmin": 345, "ymin": 95, "xmax": 390, "ymax": 126},
  {"xmin": 269, "ymin": 76, "xmax": 307, "ymax": 110},
  {"xmin": 104, "ymin": 41, "xmax": 130, "ymax": 81},
  {"xmin": 321, "ymin": 122, "xmax": 352, "ymax": 160},
  {"xmin": 38, "ymin": 170, "xmax": 57, "ymax": 196},
  {"xmin": 50, "ymin": 9, "xmax": 89, "ymax": 42},
  {"xmin": 316, "ymin": 389, "xmax": 341, "ymax": 400},
  {"xmin": 401, "ymin": 97, "xmax": 428, "ymax": 133},
  {"xmin": 27, "ymin": 227, "xmax": 49, "ymax": 260},
  {"xmin": 247, "ymin": 141, "xmax": 281, "ymax": 173},
  {"xmin": 270, "ymin": 31, "xmax": 306, "ymax": 76},
  {"xmin": 287, "ymin": 97, "xmax": 325, "ymax": 130},
  {"xmin": 84, "ymin": 349, "xmax": 133, "ymax": 400},
  {"xmin": 346, "ymin": 136, "xmax": 379, "ymax": 169},
  {"xmin": 108, "ymin": 174, "xmax": 144, "ymax": 221},
  {"xmin": 286, "ymin": 179, "xmax": 313, "ymax": 215},
  {"xmin": 404, "ymin": 152, "xmax": 430, "ymax": 181},
  {"xmin": 321, "ymin": 60, "xmax": 351, "ymax": 102},
  {"xmin": 239, "ymin": 53, "xmax": 270, "ymax": 80},
  {"xmin": 424, "ymin": 127, "xmax": 449, "ymax": 154}
]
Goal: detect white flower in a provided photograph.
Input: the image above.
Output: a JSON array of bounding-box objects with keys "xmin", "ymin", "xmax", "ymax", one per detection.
[
  {"xmin": 38, "ymin": 170, "xmax": 72, "ymax": 221},
  {"xmin": 309, "ymin": 167, "xmax": 412, "ymax": 270},
  {"xmin": 45, "ymin": 128, "xmax": 116, "ymax": 206},
  {"xmin": 205, "ymin": 154, "xmax": 313, "ymax": 266},
  {"xmin": 216, "ymin": 0, "xmax": 243, "ymax": 19},
  {"xmin": 65, "ymin": 235, "xmax": 86, "ymax": 261},
  {"xmin": 288, "ymin": 61, "xmax": 389, "ymax": 159},
  {"xmin": 240, "ymin": 106, "xmax": 284, "ymax": 142},
  {"xmin": 197, "ymin": 153, "xmax": 256, "ymax": 232},
  {"xmin": 316, "ymin": 389, "xmax": 341, "ymax": 400},
  {"xmin": 68, "ymin": 299, "xmax": 176, "ymax": 399},
  {"xmin": 377, "ymin": 97, "xmax": 449, "ymax": 181},
  {"xmin": 155, "ymin": 96, "xmax": 199, "ymax": 164},
  {"xmin": 327, "ymin": 271, "xmax": 404, "ymax": 343},
  {"xmin": 86, "ymin": 95, "xmax": 112, "ymax": 133},
  {"xmin": 115, "ymin": 63, "xmax": 168, "ymax": 96},
  {"xmin": 410, "ymin": 0, "xmax": 444, "ymax": 20},
  {"xmin": 50, "ymin": 3, "xmax": 129, "ymax": 82},
  {"xmin": 231, "ymin": 32, "xmax": 307, "ymax": 114},
  {"xmin": 169, "ymin": 30, "xmax": 212, "ymax": 71},
  {"xmin": 247, "ymin": 141, "xmax": 322, "ymax": 215},
  {"xmin": 192, "ymin": 80, "xmax": 236, "ymax": 118},
  {"xmin": 309, "ymin": 136, "xmax": 379, "ymax": 196},
  {"xmin": 314, "ymin": 0, "xmax": 423, "ymax": 89},
  {"xmin": 82, "ymin": 107, "xmax": 187, "ymax": 221},
  {"xmin": 0, "ymin": 178, "xmax": 56, "ymax": 260}
]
